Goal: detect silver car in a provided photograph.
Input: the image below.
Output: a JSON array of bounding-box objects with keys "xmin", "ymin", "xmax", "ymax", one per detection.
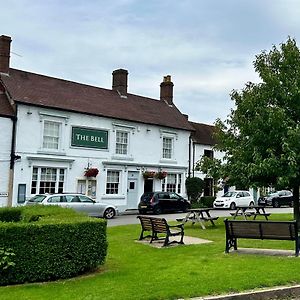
[{"xmin": 25, "ymin": 193, "xmax": 118, "ymax": 219}]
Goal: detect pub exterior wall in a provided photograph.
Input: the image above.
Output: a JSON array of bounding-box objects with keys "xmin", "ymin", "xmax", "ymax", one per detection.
[
  {"xmin": 0, "ymin": 117, "xmax": 12, "ymax": 206},
  {"xmin": 12, "ymin": 105, "xmax": 190, "ymax": 211}
]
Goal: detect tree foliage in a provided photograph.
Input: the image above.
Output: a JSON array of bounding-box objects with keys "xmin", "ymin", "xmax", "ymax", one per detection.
[
  {"xmin": 197, "ymin": 37, "xmax": 300, "ymax": 219},
  {"xmin": 185, "ymin": 177, "xmax": 204, "ymax": 203}
]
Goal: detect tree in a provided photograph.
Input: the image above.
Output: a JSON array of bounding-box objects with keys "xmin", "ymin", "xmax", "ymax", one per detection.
[
  {"xmin": 201, "ymin": 38, "xmax": 300, "ymax": 220},
  {"xmin": 185, "ymin": 177, "xmax": 204, "ymax": 203}
]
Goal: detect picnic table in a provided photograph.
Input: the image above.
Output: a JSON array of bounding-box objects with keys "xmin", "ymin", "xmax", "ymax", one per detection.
[
  {"xmin": 177, "ymin": 208, "xmax": 218, "ymax": 229},
  {"xmin": 230, "ymin": 205, "xmax": 271, "ymax": 220}
]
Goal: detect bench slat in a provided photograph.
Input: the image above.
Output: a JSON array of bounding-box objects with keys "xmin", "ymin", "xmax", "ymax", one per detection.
[{"xmin": 224, "ymin": 219, "xmax": 299, "ymax": 256}]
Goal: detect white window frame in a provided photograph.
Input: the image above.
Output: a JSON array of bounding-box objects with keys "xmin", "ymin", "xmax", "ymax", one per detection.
[
  {"xmin": 42, "ymin": 120, "xmax": 61, "ymax": 150},
  {"xmin": 31, "ymin": 167, "xmax": 65, "ymax": 195},
  {"xmin": 115, "ymin": 130, "xmax": 129, "ymax": 155},
  {"xmin": 162, "ymin": 136, "xmax": 174, "ymax": 159},
  {"xmin": 39, "ymin": 112, "xmax": 68, "ymax": 153},
  {"xmin": 106, "ymin": 170, "xmax": 121, "ymax": 195},
  {"xmin": 162, "ymin": 173, "xmax": 182, "ymax": 194},
  {"xmin": 77, "ymin": 179, "xmax": 97, "ymax": 198}
]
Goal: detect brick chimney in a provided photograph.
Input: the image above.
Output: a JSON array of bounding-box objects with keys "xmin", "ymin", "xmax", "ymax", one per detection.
[
  {"xmin": 112, "ymin": 69, "xmax": 128, "ymax": 96},
  {"xmin": 160, "ymin": 75, "xmax": 174, "ymax": 105},
  {"xmin": 0, "ymin": 35, "xmax": 12, "ymax": 75}
]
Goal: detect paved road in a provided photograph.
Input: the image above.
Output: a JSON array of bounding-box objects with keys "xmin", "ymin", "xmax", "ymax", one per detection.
[{"xmin": 107, "ymin": 207, "xmax": 293, "ymax": 227}]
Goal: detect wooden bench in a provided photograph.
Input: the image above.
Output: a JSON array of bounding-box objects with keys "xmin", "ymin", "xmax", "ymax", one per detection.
[
  {"xmin": 137, "ymin": 215, "xmax": 153, "ymax": 240},
  {"xmin": 224, "ymin": 219, "xmax": 300, "ymax": 256},
  {"xmin": 137, "ymin": 216, "xmax": 184, "ymax": 247}
]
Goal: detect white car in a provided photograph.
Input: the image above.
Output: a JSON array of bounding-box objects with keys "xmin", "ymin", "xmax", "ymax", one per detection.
[
  {"xmin": 25, "ymin": 193, "xmax": 118, "ymax": 219},
  {"xmin": 213, "ymin": 190, "xmax": 254, "ymax": 210}
]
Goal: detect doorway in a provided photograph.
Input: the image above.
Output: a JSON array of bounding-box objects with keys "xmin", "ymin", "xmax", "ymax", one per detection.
[
  {"xmin": 144, "ymin": 178, "xmax": 153, "ymax": 193},
  {"xmin": 127, "ymin": 171, "xmax": 139, "ymax": 209}
]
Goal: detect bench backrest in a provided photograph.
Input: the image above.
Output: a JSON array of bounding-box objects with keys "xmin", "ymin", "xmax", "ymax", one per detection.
[
  {"xmin": 137, "ymin": 216, "xmax": 153, "ymax": 231},
  {"xmin": 151, "ymin": 217, "xmax": 168, "ymax": 233},
  {"xmin": 225, "ymin": 219, "xmax": 298, "ymax": 241}
]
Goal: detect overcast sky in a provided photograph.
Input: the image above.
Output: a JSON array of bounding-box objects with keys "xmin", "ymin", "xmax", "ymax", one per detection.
[{"xmin": 1, "ymin": 0, "xmax": 300, "ymax": 124}]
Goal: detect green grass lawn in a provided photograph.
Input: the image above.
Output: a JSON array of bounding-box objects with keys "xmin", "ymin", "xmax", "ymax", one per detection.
[{"xmin": 1, "ymin": 214, "xmax": 300, "ymax": 300}]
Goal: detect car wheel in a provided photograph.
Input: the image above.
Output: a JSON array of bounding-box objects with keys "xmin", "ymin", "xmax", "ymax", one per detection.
[
  {"xmin": 153, "ymin": 206, "xmax": 162, "ymax": 215},
  {"xmin": 230, "ymin": 202, "xmax": 236, "ymax": 210},
  {"xmin": 289, "ymin": 202, "xmax": 293, "ymax": 207},
  {"xmin": 273, "ymin": 200, "xmax": 280, "ymax": 208},
  {"xmin": 103, "ymin": 207, "xmax": 116, "ymax": 219},
  {"xmin": 249, "ymin": 201, "xmax": 254, "ymax": 207}
]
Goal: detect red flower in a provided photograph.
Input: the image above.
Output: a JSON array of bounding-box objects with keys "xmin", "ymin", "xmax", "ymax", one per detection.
[
  {"xmin": 155, "ymin": 171, "xmax": 167, "ymax": 180},
  {"xmin": 84, "ymin": 168, "xmax": 99, "ymax": 177}
]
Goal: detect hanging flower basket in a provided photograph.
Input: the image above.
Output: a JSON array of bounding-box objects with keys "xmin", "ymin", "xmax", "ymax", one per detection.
[
  {"xmin": 142, "ymin": 171, "xmax": 156, "ymax": 179},
  {"xmin": 155, "ymin": 171, "xmax": 167, "ymax": 180},
  {"xmin": 84, "ymin": 168, "xmax": 99, "ymax": 177}
]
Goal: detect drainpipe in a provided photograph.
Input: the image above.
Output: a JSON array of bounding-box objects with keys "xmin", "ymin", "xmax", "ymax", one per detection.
[
  {"xmin": 192, "ymin": 142, "xmax": 195, "ymax": 177},
  {"xmin": 188, "ymin": 135, "xmax": 192, "ymax": 177},
  {"xmin": 7, "ymin": 114, "xmax": 17, "ymax": 207}
]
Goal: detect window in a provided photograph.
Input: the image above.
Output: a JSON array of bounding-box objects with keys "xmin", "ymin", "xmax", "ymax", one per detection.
[
  {"xmin": 77, "ymin": 179, "xmax": 96, "ymax": 198},
  {"xmin": 116, "ymin": 131, "xmax": 129, "ymax": 155},
  {"xmin": 204, "ymin": 149, "xmax": 214, "ymax": 159},
  {"xmin": 163, "ymin": 137, "xmax": 173, "ymax": 159},
  {"xmin": 106, "ymin": 171, "xmax": 120, "ymax": 194},
  {"xmin": 31, "ymin": 167, "xmax": 65, "ymax": 194},
  {"xmin": 162, "ymin": 173, "xmax": 182, "ymax": 193},
  {"xmin": 17, "ymin": 184, "xmax": 26, "ymax": 204},
  {"xmin": 43, "ymin": 121, "xmax": 60, "ymax": 150},
  {"xmin": 79, "ymin": 195, "xmax": 94, "ymax": 203},
  {"xmin": 47, "ymin": 196, "xmax": 61, "ymax": 203}
]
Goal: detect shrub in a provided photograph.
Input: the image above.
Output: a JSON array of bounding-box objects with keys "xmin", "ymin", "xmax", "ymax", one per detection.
[
  {"xmin": 185, "ymin": 177, "xmax": 204, "ymax": 203},
  {"xmin": 200, "ymin": 196, "xmax": 216, "ymax": 208},
  {"xmin": 0, "ymin": 206, "xmax": 107, "ymax": 285},
  {"xmin": 0, "ymin": 248, "xmax": 15, "ymax": 271},
  {"xmin": 0, "ymin": 207, "xmax": 22, "ymax": 222}
]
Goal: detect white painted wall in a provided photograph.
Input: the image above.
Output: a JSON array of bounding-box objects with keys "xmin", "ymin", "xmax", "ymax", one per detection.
[
  {"xmin": 12, "ymin": 105, "xmax": 191, "ymax": 210},
  {"xmin": 0, "ymin": 117, "xmax": 12, "ymax": 206}
]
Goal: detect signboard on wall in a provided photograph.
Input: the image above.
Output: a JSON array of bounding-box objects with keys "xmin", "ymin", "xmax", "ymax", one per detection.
[{"xmin": 71, "ymin": 127, "xmax": 108, "ymax": 149}]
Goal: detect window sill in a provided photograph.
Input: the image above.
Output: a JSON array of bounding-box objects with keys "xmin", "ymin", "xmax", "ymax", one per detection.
[
  {"xmin": 102, "ymin": 195, "xmax": 126, "ymax": 200},
  {"xmin": 37, "ymin": 150, "xmax": 66, "ymax": 156},
  {"xmin": 159, "ymin": 159, "xmax": 177, "ymax": 164},
  {"xmin": 111, "ymin": 155, "xmax": 134, "ymax": 161}
]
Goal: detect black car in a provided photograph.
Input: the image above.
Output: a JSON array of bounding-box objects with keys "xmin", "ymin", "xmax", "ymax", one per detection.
[
  {"xmin": 258, "ymin": 190, "xmax": 293, "ymax": 208},
  {"xmin": 138, "ymin": 192, "xmax": 191, "ymax": 214}
]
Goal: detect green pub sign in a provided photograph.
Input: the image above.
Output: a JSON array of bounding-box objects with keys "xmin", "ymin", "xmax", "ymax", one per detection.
[{"xmin": 71, "ymin": 127, "xmax": 108, "ymax": 149}]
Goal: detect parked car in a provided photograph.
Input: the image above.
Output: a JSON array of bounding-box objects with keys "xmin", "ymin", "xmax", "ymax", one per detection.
[
  {"xmin": 25, "ymin": 193, "xmax": 118, "ymax": 219},
  {"xmin": 213, "ymin": 190, "xmax": 254, "ymax": 210},
  {"xmin": 138, "ymin": 191, "xmax": 191, "ymax": 214},
  {"xmin": 258, "ymin": 190, "xmax": 293, "ymax": 208}
]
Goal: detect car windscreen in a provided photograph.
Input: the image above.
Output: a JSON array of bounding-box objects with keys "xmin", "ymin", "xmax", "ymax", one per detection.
[
  {"xmin": 28, "ymin": 195, "xmax": 47, "ymax": 202},
  {"xmin": 141, "ymin": 193, "xmax": 154, "ymax": 202},
  {"xmin": 222, "ymin": 192, "xmax": 237, "ymax": 197}
]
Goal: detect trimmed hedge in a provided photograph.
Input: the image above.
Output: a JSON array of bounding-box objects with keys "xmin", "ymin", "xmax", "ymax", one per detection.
[
  {"xmin": 200, "ymin": 196, "xmax": 216, "ymax": 208},
  {"xmin": 0, "ymin": 207, "xmax": 22, "ymax": 222},
  {"xmin": 0, "ymin": 206, "xmax": 107, "ymax": 285}
]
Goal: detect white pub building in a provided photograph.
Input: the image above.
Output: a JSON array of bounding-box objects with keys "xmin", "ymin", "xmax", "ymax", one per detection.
[{"xmin": 0, "ymin": 35, "xmax": 199, "ymax": 211}]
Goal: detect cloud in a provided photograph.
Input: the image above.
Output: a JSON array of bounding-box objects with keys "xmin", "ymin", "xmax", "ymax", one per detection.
[{"xmin": 1, "ymin": 0, "xmax": 300, "ymax": 124}]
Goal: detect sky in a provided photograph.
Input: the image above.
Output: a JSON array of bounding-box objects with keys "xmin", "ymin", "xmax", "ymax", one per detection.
[{"xmin": 1, "ymin": 0, "xmax": 300, "ymax": 125}]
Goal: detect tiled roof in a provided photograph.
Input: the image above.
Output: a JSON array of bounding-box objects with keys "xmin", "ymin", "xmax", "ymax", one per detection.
[
  {"xmin": 0, "ymin": 69, "xmax": 194, "ymax": 131},
  {"xmin": 190, "ymin": 121, "xmax": 216, "ymax": 145},
  {"xmin": 0, "ymin": 92, "xmax": 14, "ymax": 118}
]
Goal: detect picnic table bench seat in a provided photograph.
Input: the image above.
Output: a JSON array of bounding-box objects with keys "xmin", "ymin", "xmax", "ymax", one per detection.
[
  {"xmin": 137, "ymin": 215, "xmax": 184, "ymax": 247},
  {"xmin": 224, "ymin": 219, "xmax": 300, "ymax": 256}
]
